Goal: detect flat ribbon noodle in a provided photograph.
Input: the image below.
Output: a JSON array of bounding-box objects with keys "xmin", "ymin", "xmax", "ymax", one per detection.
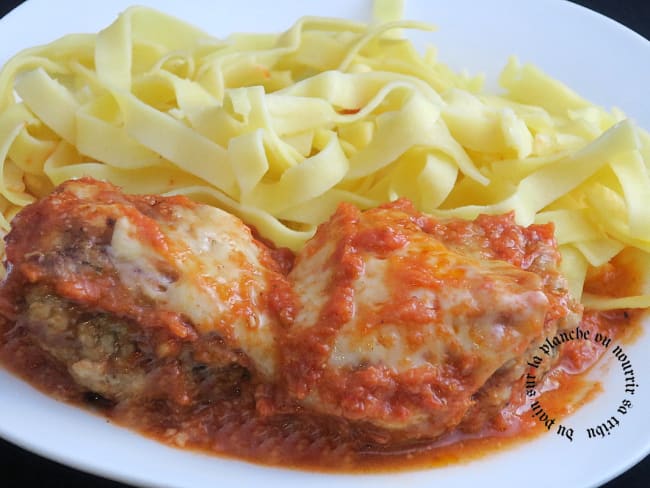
[{"xmin": 0, "ymin": 5, "xmax": 648, "ymax": 310}]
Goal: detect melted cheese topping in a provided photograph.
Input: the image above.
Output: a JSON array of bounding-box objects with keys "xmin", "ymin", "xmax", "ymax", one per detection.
[
  {"xmin": 109, "ymin": 204, "xmax": 278, "ymax": 378},
  {"xmin": 287, "ymin": 203, "xmax": 552, "ymax": 432},
  {"xmin": 288, "ymin": 240, "xmax": 336, "ymax": 331},
  {"xmin": 330, "ymin": 255, "xmax": 548, "ymax": 372},
  {"xmin": 296, "ymin": 239, "xmax": 548, "ymax": 374}
]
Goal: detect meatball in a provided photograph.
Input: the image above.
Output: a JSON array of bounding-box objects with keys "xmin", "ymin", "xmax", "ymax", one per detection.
[
  {"xmin": 282, "ymin": 200, "xmax": 581, "ymax": 440},
  {"xmin": 0, "ymin": 178, "xmax": 291, "ymax": 404}
]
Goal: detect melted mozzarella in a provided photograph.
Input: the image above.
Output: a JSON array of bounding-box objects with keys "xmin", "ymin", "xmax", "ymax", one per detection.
[
  {"xmin": 325, "ymin": 248, "xmax": 548, "ymax": 373},
  {"xmin": 287, "ymin": 204, "xmax": 551, "ymax": 434},
  {"xmin": 289, "ymin": 240, "xmax": 336, "ymax": 330},
  {"xmin": 292, "ymin": 234, "xmax": 548, "ymax": 375},
  {"xmin": 109, "ymin": 204, "xmax": 277, "ymax": 378}
]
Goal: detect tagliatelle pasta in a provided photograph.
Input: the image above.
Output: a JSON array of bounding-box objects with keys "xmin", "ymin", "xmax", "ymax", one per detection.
[{"xmin": 0, "ymin": 5, "xmax": 648, "ymax": 309}]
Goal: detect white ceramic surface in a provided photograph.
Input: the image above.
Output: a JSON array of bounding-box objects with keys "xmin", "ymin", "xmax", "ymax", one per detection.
[{"xmin": 0, "ymin": 1, "xmax": 648, "ymax": 487}]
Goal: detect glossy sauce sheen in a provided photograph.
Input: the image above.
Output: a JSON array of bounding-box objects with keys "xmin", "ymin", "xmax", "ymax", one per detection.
[{"xmin": 0, "ymin": 186, "xmax": 643, "ymax": 472}]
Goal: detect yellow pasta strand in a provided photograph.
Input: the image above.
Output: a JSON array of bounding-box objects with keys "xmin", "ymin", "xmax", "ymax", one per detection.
[{"xmin": 0, "ymin": 5, "xmax": 647, "ymax": 310}]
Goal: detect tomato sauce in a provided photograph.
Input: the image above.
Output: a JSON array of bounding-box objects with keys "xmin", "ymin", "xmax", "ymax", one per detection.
[{"xmin": 0, "ymin": 246, "xmax": 644, "ymax": 473}]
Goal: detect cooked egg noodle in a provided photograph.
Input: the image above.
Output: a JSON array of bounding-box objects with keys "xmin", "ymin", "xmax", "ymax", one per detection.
[{"xmin": 0, "ymin": 5, "xmax": 648, "ymax": 308}]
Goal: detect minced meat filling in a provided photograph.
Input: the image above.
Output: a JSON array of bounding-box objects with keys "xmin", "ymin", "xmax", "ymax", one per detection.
[{"xmin": 17, "ymin": 286, "xmax": 250, "ymax": 405}]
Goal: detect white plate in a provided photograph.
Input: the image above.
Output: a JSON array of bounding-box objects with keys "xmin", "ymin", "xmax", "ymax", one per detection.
[{"xmin": 0, "ymin": 1, "xmax": 649, "ymax": 487}]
